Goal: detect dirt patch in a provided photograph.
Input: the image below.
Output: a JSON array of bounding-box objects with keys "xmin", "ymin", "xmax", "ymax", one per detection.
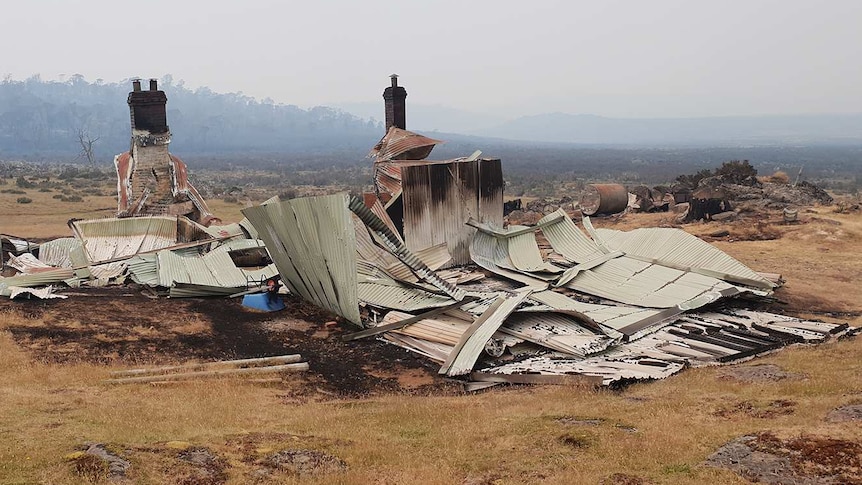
[
  {"xmin": 601, "ymin": 473, "xmax": 654, "ymax": 485},
  {"xmin": 0, "ymin": 287, "xmax": 455, "ymax": 398},
  {"xmin": 260, "ymin": 449, "xmax": 347, "ymax": 476},
  {"xmin": 556, "ymin": 416, "xmax": 605, "ymax": 426},
  {"xmin": 558, "ymin": 432, "xmax": 594, "ymax": 449},
  {"xmin": 826, "ymin": 404, "xmax": 862, "ymax": 423},
  {"xmin": 718, "ymin": 364, "xmax": 805, "ymax": 382},
  {"xmin": 705, "ymin": 432, "xmax": 862, "ymax": 484},
  {"xmin": 713, "ymin": 399, "xmax": 797, "ymax": 419}
]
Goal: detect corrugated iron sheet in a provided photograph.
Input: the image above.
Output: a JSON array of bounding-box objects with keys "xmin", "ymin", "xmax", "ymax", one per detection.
[
  {"xmin": 593, "ymin": 226, "xmax": 774, "ymax": 289},
  {"xmin": 70, "ymin": 215, "xmax": 211, "ymax": 263},
  {"xmin": 242, "ymin": 194, "xmax": 361, "ymax": 324},
  {"xmin": 348, "ymin": 195, "xmax": 466, "ymax": 301},
  {"xmin": 440, "ymin": 290, "xmax": 532, "ymax": 376},
  {"xmin": 370, "ymin": 126, "xmax": 442, "ymax": 162},
  {"xmin": 500, "ymin": 312, "xmax": 616, "ymax": 357},
  {"xmin": 357, "ymin": 281, "xmax": 454, "ymax": 311},
  {"xmin": 373, "ymin": 162, "xmax": 404, "ymax": 196},
  {"xmin": 474, "ymin": 210, "xmax": 761, "ymax": 310},
  {"xmin": 37, "ymin": 237, "xmax": 81, "ymax": 268},
  {"xmin": 401, "ymin": 158, "xmax": 503, "ymax": 267}
]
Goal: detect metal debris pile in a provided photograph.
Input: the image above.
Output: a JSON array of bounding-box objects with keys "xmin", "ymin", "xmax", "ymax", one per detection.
[
  {"xmin": 240, "ymin": 189, "xmax": 853, "ymax": 387},
  {"xmin": 1, "ymin": 214, "xmax": 277, "ymax": 299},
  {"xmin": 1, "ymin": 126, "xmax": 854, "ymax": 389}
]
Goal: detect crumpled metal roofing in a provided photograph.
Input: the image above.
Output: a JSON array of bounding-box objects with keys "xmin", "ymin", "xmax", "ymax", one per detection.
[
  {"xmin": 70, "ymin": 215, "xmax": 211, "ymax": 262},
  {"xmin": 242, "ymin": 194, "xmax": 362, "ymax": 324},
  {"xmin": 481, "ymin": 310, "xmax": 853, "ymax": 385},
  {"xmin": 592, "ymin": 225, "xmax": 774, "ymax": 289},
  {"xmin": 440, "ymin": 290, "xmax": 532, "ymax": 376},
  {"xmin": 36, "ymin": 237, "xmax": 82, "ymax": 268},
  {"xmin": 373, "ymin": 162, "xmax": 404, "ymax": 196},
  {"xmin": 151, "ymin": 240, "xmax": 277, "ymax": 293},
  {"xmin": 500, "ymin": 312, "xmax": 617, "ymax": 357},
  {"xmin": 2, "ymin": 285, "xmax": 67, "ymax": 300},
  {"xmin": 370, "ymin": 126, "xmax": 443, "ymax": 162},
  {"xmin": 358, "ymin": 280, "xmax": 456, "ymax": 312},
  {"xmin": 471, "ymin": 212, "xmax": 765, "ymax": 310}
]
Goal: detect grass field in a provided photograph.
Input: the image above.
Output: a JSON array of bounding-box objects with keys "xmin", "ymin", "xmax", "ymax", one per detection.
[{"xmin": 1, "ymin": 179, "xmax": 861, "ymax": 484}]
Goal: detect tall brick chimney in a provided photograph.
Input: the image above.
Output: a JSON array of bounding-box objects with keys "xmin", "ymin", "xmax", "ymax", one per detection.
[
  {"xmin": 127, "ymin": 78, "xmax": 168, "ymax": 134},
  {"xmin": 383, "ymin": 74, "xmax": 407, "ymax": 131}
]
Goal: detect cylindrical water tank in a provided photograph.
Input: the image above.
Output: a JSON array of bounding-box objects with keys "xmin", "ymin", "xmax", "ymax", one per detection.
[{"xmin": 579, "ymin": 184, "xmax": 629, "ymax": 216}]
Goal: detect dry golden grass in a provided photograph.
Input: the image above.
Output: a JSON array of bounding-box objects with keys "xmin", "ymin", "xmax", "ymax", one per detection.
[
  {"xmin": 2, "ymin": 187, "xmax": 862, "ymax": 483},
  {"xmin": 1, "ymin": 185, "xmax": 118, "ymax": 238},
  {"xmin": 2, "ymin": 306, "xmax": 861, "ymax": 484}
]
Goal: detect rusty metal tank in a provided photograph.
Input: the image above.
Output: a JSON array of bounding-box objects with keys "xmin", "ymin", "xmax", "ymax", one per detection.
[{"xmin": 579, "ymin": 184, "xmax": 629, "ymax": 216}]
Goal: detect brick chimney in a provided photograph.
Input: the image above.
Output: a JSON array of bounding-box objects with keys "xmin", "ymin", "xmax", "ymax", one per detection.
[
  {"xmin": 383, "ymin": 74, "xmax": 407, "ymax": 131},
  {"xmin": 127, "ymin": 78, "xmax": 169, "ymax": 134}
]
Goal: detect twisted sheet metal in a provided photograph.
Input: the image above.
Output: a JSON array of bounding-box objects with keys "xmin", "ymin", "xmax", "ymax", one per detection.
[
  {"xmin": 440, "ymin": 289, "xmax": 532, "ymax": 376},
  {"xmin": 243, "ymin": 194, "xmax": 361, "ymax": 324},
  {"xmin": 357, "ymin": 281, "xmax": 454, "ymax": 311},
  {"xmin": 500, "ymin": 312, "xmax": 616, "ymax": 357},
  {"xmin": 370, "ymin": 126, "xmax": 442, "ymax": 162},
  {"xmin": 37, "ymin": 238, "xmax": 82, "ymax": 268},
  {"xmin": 348, "ymin": 195, "xmax": 465, "ymax": 301}
]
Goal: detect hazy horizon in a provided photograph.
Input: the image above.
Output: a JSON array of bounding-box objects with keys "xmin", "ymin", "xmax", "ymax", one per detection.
[{"xmin": 3, "ymin": 0, "xmax": 861, "ymax": 121}]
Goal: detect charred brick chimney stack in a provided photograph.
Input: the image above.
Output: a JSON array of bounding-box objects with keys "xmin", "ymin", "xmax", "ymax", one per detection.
[
  {"xmin": 383, "ymin": 74, "xmax": 407, "ymax": 131},
  {"xmin": 127, "ymin": 78, "xmax": 168, "ymax": 134}
]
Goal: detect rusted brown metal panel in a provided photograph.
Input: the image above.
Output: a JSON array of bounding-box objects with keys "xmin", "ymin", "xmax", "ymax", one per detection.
[
  {"xmin": 579, "ymin": 183, "xmax": 628, "ymax": 215},
  {"xmin": 371, "ymin": 126, "xmax": 442, "ymax": 163}
]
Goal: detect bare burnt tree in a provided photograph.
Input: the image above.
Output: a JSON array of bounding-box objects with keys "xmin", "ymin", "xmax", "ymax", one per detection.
[{"xmin": 75, "ymin": 125, "xmax": 100, "ymax": 166}]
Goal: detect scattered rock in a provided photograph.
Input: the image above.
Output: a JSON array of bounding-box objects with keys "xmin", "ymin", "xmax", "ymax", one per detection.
[
  {"xmin": 705, "ymin": 432, "xmax": 862, "ymax": 484},
  {"xmin": 718, "ymin": 364, "xmax": 804, "ymax": 382},
  {"xmin": 711, "ymin": 211, "xmax": 737, "ymax": 221},
  {"xmin": 826, "ymin": 404, "xmax": 862, "ymax": 423},
  {"xmin": 177, "ymin": 447, "xmax": 228, "ymax": 485},
  {"xmin": 708, "ymin": 229, "xmax": 730, "ymax": 238},
  {"xmin": 263, "ymin": 449, "xmax": 347, "ymax": 476},
  {"xmin": 68, "ymin": 443, "xmax": 130, "ymax": 482}
]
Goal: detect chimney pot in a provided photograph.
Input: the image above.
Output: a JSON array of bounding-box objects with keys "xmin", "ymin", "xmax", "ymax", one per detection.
[
  {"xmin": 390, "ymin": 74, "xmax": 398, "ymax": 87},
  {"xmin": 132, "ymin": 79, "xmax": 142, "ymax": 92},
  {"xmin": 149, "ymin": 78, "xmax": 158, "ymax": 91}
]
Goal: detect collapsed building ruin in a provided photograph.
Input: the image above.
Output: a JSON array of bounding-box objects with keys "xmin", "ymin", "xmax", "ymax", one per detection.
[
  {"xmin": 114, "ymin": 79, "xmax": 217, "ymax": 226},
  {"xmin": 0, "ymin": 75, "xmax": 855, "ymax": 388}
]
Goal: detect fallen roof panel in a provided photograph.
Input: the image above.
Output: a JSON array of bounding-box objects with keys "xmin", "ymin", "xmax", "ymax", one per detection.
[{"xmin": 242, "ymin": 193, "xmax": 361, "ymax": 324}]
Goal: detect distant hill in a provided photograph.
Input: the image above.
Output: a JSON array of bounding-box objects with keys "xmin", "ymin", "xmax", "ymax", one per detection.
[
  {"xmin": 0, "ymin": 76, "xmax": 383, "ymax": 162},
  {"xmin": 477, "ymin": 112, "xmax": 862, "ymax": 145},
  {"xmin": 334, "ymin": 101, "xmax": 505, "ymax": 134}
]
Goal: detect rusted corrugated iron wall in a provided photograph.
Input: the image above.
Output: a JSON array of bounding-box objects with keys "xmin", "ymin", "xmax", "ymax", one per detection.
[{"xmin": 401, "ymin": 159, "xmax": 503, "ymax": 267}]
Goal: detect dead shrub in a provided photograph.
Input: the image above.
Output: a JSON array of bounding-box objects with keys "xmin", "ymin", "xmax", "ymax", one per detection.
[
  {"xmin": 71, "ymin": 454, "xmax": 108, "ymax": 483},
  {"xmin": 767, "ymin": 171, "xmax": 790, "ymax": 184}
]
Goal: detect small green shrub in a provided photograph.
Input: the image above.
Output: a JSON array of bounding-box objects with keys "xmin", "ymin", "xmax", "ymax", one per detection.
[{"xmin": 16, "ymin": 197, "xmax": 33, "ymax": 204}]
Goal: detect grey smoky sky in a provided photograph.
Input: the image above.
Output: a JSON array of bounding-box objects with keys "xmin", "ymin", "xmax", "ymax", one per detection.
[{"xmin": 2, "ymin": 0, "xmax": 861, "ymax": 119}]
